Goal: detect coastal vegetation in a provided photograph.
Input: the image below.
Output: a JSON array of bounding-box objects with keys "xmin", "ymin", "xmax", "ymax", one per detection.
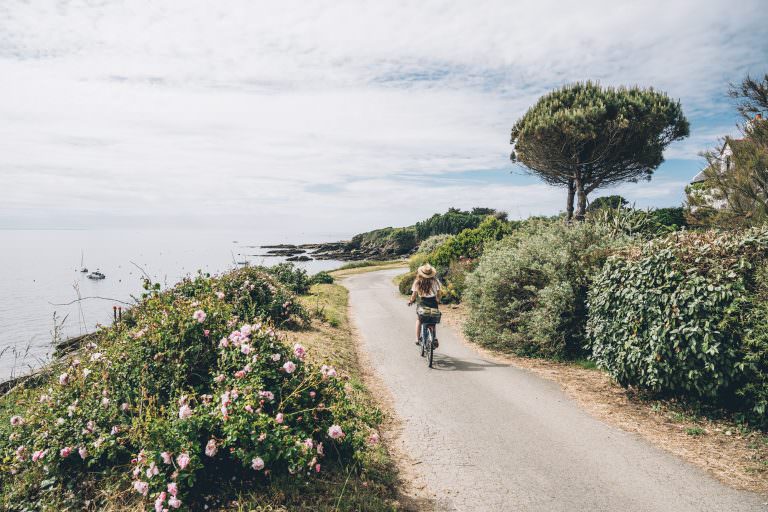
[{"xmin": 0, "ymin": 264, "xmax": 393, "ymax": 511}]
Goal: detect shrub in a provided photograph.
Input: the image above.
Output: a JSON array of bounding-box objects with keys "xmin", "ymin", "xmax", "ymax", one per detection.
[
  {"xmin": 464, "ymin": 220, "xmax": 625, "ymax": 358},
  {"xmin": 416, "ymin": 234, "xmax": 453, "ymax": 254},
  {"xmin": 0, "ymin": 268, "xmax": 375, "ymax": 510},
  {"xmin": 587, "ymin": 195, "xmax": 628, "ymax": 212},
  {"xmin": 414, "ymin": 208, "xmax": 492, "ymax": 240},
  {"xmin": 428, "ymin": 216, "xmax": 514, "ymax": 270},
  {"xmin": 311, "ymin": 271, "xmax": 334, "ymax": 285},
  {"xmin": 263, "ymin": 262, "xmax": 312, "ymax": 295},
  {"xmin": 398, "ymin": 271, "xmax": 417, "ymax": 296},
  {"xmin": 650, "ymin": 207, "xmax": 687, "ymax": 229},
  {"xmin": 587, "ymin": 228, "xmax": 768, "ymax": 427}
]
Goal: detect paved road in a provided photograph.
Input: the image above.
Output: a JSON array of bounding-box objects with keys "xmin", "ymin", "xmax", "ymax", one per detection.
[{"xmin": 344, "ymin": 269, "xmax": 767, "ymax": 512}]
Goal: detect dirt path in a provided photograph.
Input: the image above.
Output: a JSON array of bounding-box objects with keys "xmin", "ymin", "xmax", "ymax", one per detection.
[{"xmin": 343, "ymin": 268, "xmax": 766, "ymax": 512}]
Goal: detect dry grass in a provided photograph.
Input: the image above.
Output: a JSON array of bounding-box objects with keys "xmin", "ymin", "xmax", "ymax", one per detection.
[
  {"xmin": 276, "ymin": 282, "xmax": 429, "ymax": 511},
  {"xmin": 330, "ymin": 262, "xmax": 408, "ymax": 279},
  {"xmin": 441, "ymin": 303, "xmax": 768, "ymax": 496}
]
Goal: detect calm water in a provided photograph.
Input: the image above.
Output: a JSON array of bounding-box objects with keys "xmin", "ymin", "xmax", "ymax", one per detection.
[{"xmin": 0, "ymin": 229, "xmax": 346, "ymax": 381}]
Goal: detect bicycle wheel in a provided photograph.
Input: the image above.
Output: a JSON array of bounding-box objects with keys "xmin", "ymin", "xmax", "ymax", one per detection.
[
  {"xmin": 426, "ymin": 327, "xmax": 434, "ymax": 368},
  {"xmin": 419, "ymin": 324, "xmax": 426, "ymax": 358}
]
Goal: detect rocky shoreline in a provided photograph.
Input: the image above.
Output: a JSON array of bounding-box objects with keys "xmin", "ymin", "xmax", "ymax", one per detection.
[{"xmin": 251, "ymin": 240, "xmax": 406, "ymax": 262}]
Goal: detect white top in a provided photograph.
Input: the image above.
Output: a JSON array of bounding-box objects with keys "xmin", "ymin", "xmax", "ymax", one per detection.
[{"xmin": 411, "ymin": 278, "xmax": 442, "ymax": 298}]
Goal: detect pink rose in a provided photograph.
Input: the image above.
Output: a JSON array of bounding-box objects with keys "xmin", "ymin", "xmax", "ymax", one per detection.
[
  {"xmin": 251, "ymin": 457, "xmax": 265, "ymax": 470},
  {"xmin": 258, "ymin": 390, "xmax": 274, "ymax": 401},
  {"xmin": 192, "ymin": 310, "xmax": 206, "ymax": 323},
  {"xmin": 271, "ymin": 353, "xmax": 281, "ymax": 362},
  {"xmin": 203, "ymin": 329, "xmax": 210, "ymax": 337},
  {"xmin": 240, "ymin": 344, "xmax": 251, "ymax": 355},
  {"xmin": 161, "ymin": 451, "xmax": 173, "ymax": 464},
  {"xmin": 293, "ymin": 344, "xmax": 306, "ymax": 360},
  {"xmin": 234, "ymin": 370, "xmax": 246, "ymax": 379},
  {"xmin": 32, "ymin": 449, "xmax": 48, "ymax": 462},
  {"xmin": 315, "ymin": 463, "xmax": 321, "ymax": 473},
  {"xmin": 214, "ymin": 374, "xmax": 225, "ymax": 383},
  {"xmin": 78, "ymin": 446, "xmax": 89, "ymax": 459},
  {"xmin": 167, "ymin": 482, "xmax": 178, "ymax": 496},
  {"xmin": 216, "ymin": 291, "xmax": 225, "ymax": 299},
  {"xmin": 178, "ymin": 404, "xmax": 193, "ymax": 420},
  {"xmin": 275, "ymin": 413, "xmax": 284, "ymax": 424},
  {"xmin": 176, "ymin": 452, "xmax": 190, "ymax": 470},
  {"xmin": 244, "ymin": 405, "xmax": 254, "ymax": 413},
  {"xmin": 168, "ymin": 497, "xmax": 181, "ymax": 509},
  {"xmin": 282, "ymin": 361, "xmax": 297, "ymax": 374},
  {"xmin": 205, "ymin": 439, "xmax": 217, "ymax": 457},
  {"xmin": 10, "ymin": 415, "xmax": 23, "ymax": 426},
  {"xmin": 60, "ymin": 446, "xmax": 72, "ymax": 458},
  {"xmin": 328, "ymin": 425, "xmax": 345, "ymax": 439},
  {"xmin": 368, "ymin": 432, "xmax": 380, "ymax": 445},
  {"xmin": 59, "ymin": 373, "xmax": 70, "ymax": 386},
  {"xmin": 133, "ymin": 480, "xmax": 149, "ymax": 496}
]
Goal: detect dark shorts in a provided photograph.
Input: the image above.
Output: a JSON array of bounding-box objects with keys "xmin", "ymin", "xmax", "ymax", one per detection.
[{"xmin": 417, "ymin": 296, "xmax": 439, "ymax": 310}]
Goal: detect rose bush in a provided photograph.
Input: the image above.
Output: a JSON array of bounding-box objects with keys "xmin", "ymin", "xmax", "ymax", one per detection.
[{"xmin": 0, "ymin": 267, "xmax": 377, "ymax": 511}]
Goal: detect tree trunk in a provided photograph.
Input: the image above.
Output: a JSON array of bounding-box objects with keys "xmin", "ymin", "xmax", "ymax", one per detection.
[
  {"xmin": 574, "ymin": 177, "xmax": 588, "ymax": 221},
  {"xmin": 565, "ymin": 179, "xmax": 575, "ymax": 221}
]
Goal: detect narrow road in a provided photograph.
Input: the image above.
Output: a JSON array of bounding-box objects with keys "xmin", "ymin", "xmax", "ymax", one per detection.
[{"xmin": 344, "ymin": 269, "xmax": 766, "ymax": 512}]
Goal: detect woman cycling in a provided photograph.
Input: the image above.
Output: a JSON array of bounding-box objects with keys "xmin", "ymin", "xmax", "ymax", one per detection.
[{"xmin": 407, "ymin": 263, "xmax": 441, "ymax": 348}]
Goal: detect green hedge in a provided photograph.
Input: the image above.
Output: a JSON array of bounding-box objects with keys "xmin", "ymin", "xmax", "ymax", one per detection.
[
  {"xmin": 587, "ymin": 228, "xmax": 768, "ymax": 427},
  {"xmin": 464, "ymin": 220, "xmax": 625, "ymax": 358},
  {"xmin": 428, "ymin": 216, "xmax": 514, "ymax": 269}
]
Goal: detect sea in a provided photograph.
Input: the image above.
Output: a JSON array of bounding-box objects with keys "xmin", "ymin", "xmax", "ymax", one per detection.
[{"xmin": 0, "ymin": 229, "xmax": 348, "ymax": 381}]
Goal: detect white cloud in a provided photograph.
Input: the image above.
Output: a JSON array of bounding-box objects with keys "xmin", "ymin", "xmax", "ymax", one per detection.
[{"xmin": 1, "ymin": 0, "xmax": 766, "ymax": 232}]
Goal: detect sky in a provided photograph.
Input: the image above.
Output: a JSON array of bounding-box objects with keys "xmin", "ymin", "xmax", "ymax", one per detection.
[{"xmin": 1, "ymin": 0, "xmax": 766, "ymax": 236}]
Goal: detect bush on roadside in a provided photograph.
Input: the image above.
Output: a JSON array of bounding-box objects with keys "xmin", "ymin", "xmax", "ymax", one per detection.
[
  {"xmin": 311, "ymin": 271, "xmax": 334, "ymax": 285},
  {"xmin": 263, "ymin": 262, "xmax": 312, "ymax": 295},
  {"xmin": 416, "ymin": 234, "xmax": 453, "ymax": 255},
  {"xmin": 464, "ymin": 220, "xmax": 625, "ymax": 358},
  {"xmin": 0, "ymin": 267, "xmax": 377, "ymax": 511},
  {"xmin": 587, "ymin": 228, "xmax": 768, "ymax": 428},
  {"xmin": 428, "ymin": 216, "xmax": 514, "ymax": 270},
  {"xmin": 398, "ymin": 271, "xmax": 416, "ymax": 296}
]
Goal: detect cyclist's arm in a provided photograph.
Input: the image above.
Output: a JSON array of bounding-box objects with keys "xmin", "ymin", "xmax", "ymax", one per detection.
[{"xmin": 408, "ymin": 290, "xmax": 418, "ymax": 305}]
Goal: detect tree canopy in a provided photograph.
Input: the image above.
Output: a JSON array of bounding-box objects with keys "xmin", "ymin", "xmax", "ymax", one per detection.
[
  {"xmin": 587, "ymin": 195, "xmax": 628, "ymax": 212},
  {"xmin": 511, "ymin": 82, "xmax": 689, "ymax": 220},
  {"xmin": 687, "ymin": 74, "xmax": 768, "ymax": 227}
]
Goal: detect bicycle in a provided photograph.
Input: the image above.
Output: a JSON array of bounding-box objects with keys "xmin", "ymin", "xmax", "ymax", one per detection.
[{"xmin": 419, "ymin": 320, "xmax": 437, "ymax": 368}]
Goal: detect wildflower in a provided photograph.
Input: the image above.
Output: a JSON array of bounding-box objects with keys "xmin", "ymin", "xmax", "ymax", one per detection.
[
  {"xmin": 121, "ymin": 402, "xmax": 130, "ymax": 412},
  {"xmin": 258, "ymin": 433, "xmax": 267, "ymax": 441},
  {"xmin": 72, "ymin": 358, "xmax": 81, "ymax": 367},
  {"xmin": 293, "ymin": 343, "xmax": 306, "ymax": 360},
  {"xmin": 240, "ymin": 324, "xmax": 252, "ymax": 336},
  {"xmin": 275, "ymin": 413, "xmax": 284, "ymax": 424},
  {"xmin": 240, "ymin": 344, "xmax": 251, "ymax": 355},
  {"xmin": 251, "ymin": 457, "xmax": 265, "ymax": 470},
  {"xmin": 90, "ymin": 352, "xmax": 103, "ymax": 362},
  {"xmin": 328, "ymin": 425, "xmax": 345, "ymax": 439},
  {"xmin": 316, "ymin": 442, "xmax": 324, "ymax": 455},
  {"xmin": 243, "ymin": 363, "xmax": 252, "ymax": 372},
  {"xmin": 220, "ymin": 405, "xmax": 229, "ymax": 420},
  {"xmin": 221, "ymin": 391, "xmax": 232, "ymax": 406},
  {"xmin": 101, "ymin": 397, "xmax": 110, "ymax": 407},
  {"xmin": 216, "ymin": 291, "xmax": 225, "ymax": 299},
  {"xmin": 234, "ymin": 370, "xmax": 246, "ymax": 380},
  {"xmin": 167, "ymin": 482, "xmax": 178, "ymax": 496},
  {"xmin": 39, "ymin": 394, "xmax": 50, "ymax": 403},
  {"xmin": 15, "ymin": 445, "xmax": 27, "ymax": 461},
  {"xmin": 59, "ymin": 373, "xmax": 70, "ymax": 386},
  {"xmin": 315, "ymin": 463, "xmax": 321, "ymax": 473},
  {"xmin": 161, "ymin": 451, "xmax": 173, "ymax": 464},
  {"xmin": 258, "ymin": 390, "xmax": 274, "ymax": 401},
  {"xmin": 321, "ymin": 365, "xmax": 337, "ymax": 379},
  {"xmin": 133, "ymin": 328, "xmax": 146, "ymax": 339},
  {"xmin": 214, "ymin": 374, "xmax": 225, "ymax": 383},
  {"xmin": 282, "ymin": 361, "xmax": 297, "ymax": 374},
  {"xmin": 32, "ymin": 449, "xmax": 47, "ymax": 462},
  {"xmin": 79, "ymin": 446, "xmax": 89, "ymax": 459},
  {"xmin": 205, "ymin": 439, "xmax": 217, "ymax": 457},
  {"xmin": 244, "ymin": 405, "xmax": 254, "ymax": 413},
  {"xmin": 85, "ymin": 420, "xmax": 96, "ymax": 433},
  {"xmin": 60, "ymin": 446, "xmax": 72, "ymax": 458},
  {"xmin": 83, "ymin": 368, "xmax": 92, "ymax": 378},
  {"xmin": 368, "ymin": 432, "xmax": 380, "ymax": 445},
  {"xmin": 271, "ymin": 353, "xmax": 281, "ymax": 362},
  {"xmin": 192, "ymin": 310, "xmax": 207, "ymax": 323},
  {"xmin": 56, "ymin": 417, "xmax": 65, "ymax": 425},
  {"xmin": 303, "ymin": 438, "xmax": 314, "ymax": 450},
  {"xmin": 178, "ymin": 404, "xmax": 193, "ymax": 420},
  {"xmin": 110, "ymin": 425, "xmax": 120, "ymax": 435},
  {"xmin": 219, "ymin": 337, "xmax": 229, "ymax": 348},
  {"xmin": 309, "ymin": 391, "xmax": 316, "ymax": 398},
  {"xmin": 168, "ymin": 497, "xmax": 182, "ymax": 509},
  {"xmin": 176, "ymin": 452, "xmax": 190, "ymax": 470},
  {"xmin": 10, "ymin": 415, "xmax": 23, "ymax": 426},
  {"xmin": 133, "ymin": 480, "xmax": 149, "ymax": 496}
]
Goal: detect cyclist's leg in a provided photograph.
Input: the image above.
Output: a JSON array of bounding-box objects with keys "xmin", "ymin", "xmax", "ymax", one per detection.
[
  {"xmin": 430, "ymin": 324, "xmax": 439, "ymax": 348},
  {"xmin": 415, "ymin": 317, "xmax": 422, "ymax": 344}
]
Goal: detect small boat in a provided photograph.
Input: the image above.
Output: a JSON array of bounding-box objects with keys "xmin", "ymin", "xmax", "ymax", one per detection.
[
  {"xmin": 87, "ymin": 270, "xmax": 106, "ymax": 280},
  {"xmin": 79, "ymin": 250, "xmax": 88, "ymax": 272}
]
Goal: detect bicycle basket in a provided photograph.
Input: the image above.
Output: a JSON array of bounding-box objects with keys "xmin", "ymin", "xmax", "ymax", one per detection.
[{"xmin": 417, "ymin": 306, "xmax": 442, "ymax": 324}]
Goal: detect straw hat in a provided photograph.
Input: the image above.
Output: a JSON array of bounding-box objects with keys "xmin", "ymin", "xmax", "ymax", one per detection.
[{"xmin": 417, "ymin": 263, "xmax": 437, "ymax": 279}]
